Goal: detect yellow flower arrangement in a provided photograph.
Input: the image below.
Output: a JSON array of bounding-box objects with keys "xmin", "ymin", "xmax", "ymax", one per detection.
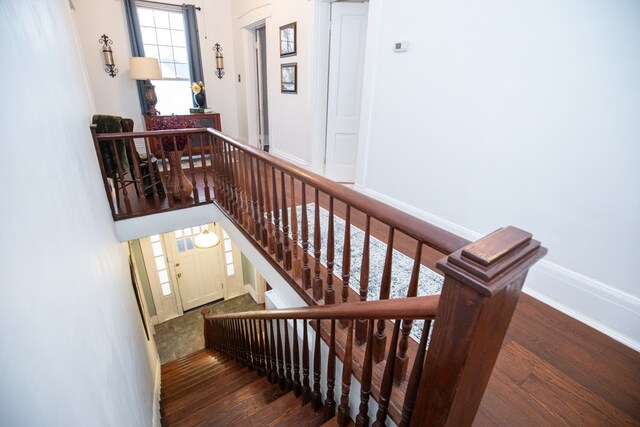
[{"xmin": 191, "ymin": 81, "xmax": 205, "ymax": 94}]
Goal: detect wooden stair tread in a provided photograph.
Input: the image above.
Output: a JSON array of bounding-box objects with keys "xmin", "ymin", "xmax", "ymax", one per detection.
[
  {"xmin": 229, "ymin": 391, "xmax": 303, "ymax": 427},
  {"xmin": 320, "ymin": 416, "xmax": 354, "ymax": 427},
  {"xmin": 161, "ymin": 360, "xmax": 238, "ymax": 394},
  {"xmin": 271, "ymin": 399, "xmax": 326, "ymax": 427},
  {"xmin": 161, "ymin": 365, "xmax": 252, "ymax": 410},
  {"xmin": 195, "ymin": 376, "xmax": 286, "ymax": 427},
  {"xmin": 161, "ymin": 349, "xmax": 217, "ymax": 371}
]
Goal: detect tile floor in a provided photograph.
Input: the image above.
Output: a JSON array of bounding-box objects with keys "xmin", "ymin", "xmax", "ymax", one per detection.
[{"xmin": 154, "ymin": 293, "xmax": 262, "ymax": 364}]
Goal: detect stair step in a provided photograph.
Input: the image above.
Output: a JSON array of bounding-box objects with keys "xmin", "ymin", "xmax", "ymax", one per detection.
[
  {"xmin": 162, "ymin": 353, "xmax": 228, "ymax": 377},
  {"xmin": 161, "ymin": 365, "xmax": 250, "ymax": 408},
  {"xmin": 320, "ymin": 416, "xmax": 354, "ymax": 427},
  {"xmin": 162, "ymin": 372, "xmax": 269, "ymax": 426},
  {"xmin": 162, "ymin": 358, "xmax": 236, "ymax": 392},
  {"xmin": 272, "ymin": 399, "xmax": 327, "ymax": 427},
  {"xmin": 229, "ymin": 390, "xmax": 303, "ymax": 427},
  {"xmin": 161, "ymin": 349, "xmax": 217, "ymax": 371},
  {"xmin": 192, "ymin": 376, "xmax": 285, "ymax": 427}
]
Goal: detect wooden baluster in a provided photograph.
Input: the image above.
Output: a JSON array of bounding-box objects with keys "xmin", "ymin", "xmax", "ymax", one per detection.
[
  {"xmin": 249, "ymin": 156, "xmax": 261, "ymax": 240},
  {"xmin": 201, "ymin": 133, "xmax": 211, "ymax": 202},
  {"xmin": 263, "ymin": 162, "xmax": 275, "ymax": 254},
  {"xmin": 373, "ymin": 319, "xmax": 402, "ymax": 427},
  {"xmin": 158, "ymin": 139, "xmax": 174, "ymax": 208},
  {"xmin": 395, "ymin": 241, "xmax": 423, "ymax": 385},
  {"xmin": 290, "ymin": 176, "xmax": 301, "ymax": 279},
  {"xmin": 227, "ymin": 143, "xmax": 237, "ymax": 216},
  {"xmin": 218, "ymin": 140, "xmax": 228, "ymax": 209},
  {"xmin": 269, "ymin": 319, "xmax": 279, "ymax": 384},
  {"xmin": 355, "ymin": 216, "xmax": 371, "ymax": 346},
  {"xmin": 311, "ymin": 319, "xmax": 323, "ymax": 412},
  {"xmin": 340, "ymin": 205, "xmax": 351, "ymax": 329},
  {"xmin": 111, "ymin": 139, "xmax": 132, "ymax": 215},
  {"xmin": 337, "ymin": 320, "xmax": 354, "ymax": 426},
  {"xmin": 312, "ymin": 190, "xmax": 323, "ymax": 300},
  {"xmin": 325, "ymin": 197, "xmax": 336, "ymax": 304},
  {"xmin": 249, "ymin": 318, "xmax": 257, "ymax": 370},
  {"xmin": 272, "ymin": 166, "xmax": 283, "ymax": 261},
  {"xmin": 224, "ymin": 141, "xmax": 233, "ymax": 213},
  {"xmin": 240, "ymin": 152, "xmax": 251, "ymax": 230},
  {"xmin": 143, "ymin": 137, "xmax": 160, "ymax": 207},
  {"xmin": 355, "ymin": 319, "xmax": 375, "ymax": 427},
  {"xmin": 235, "ymin": 150, "xmax": 245, "ymax": 226},
  {"xmin": 207, "ymin": 134, "xmax": 217, "ymax": 202},
  {"xmin": 231, "ymin": 319, "xmax": 239, "ymax": 363},
  {"xmin": 187, "ymin": 135, "xmax": 199, "ymax": 203},
  {"xmin": 284, "ymin": 319, "xmax": 293, "ymax": 392},
  {"xmin": 276, "ymin": 318, "xmax": 286, "ymax": 390},
  {"xmin": 126, "ymin": 136, "xmax": 144, "ymax": 203},
  {"xmin": 263, "ymin": 319, "xmax": 272, "ymax": 381},
  {"xmin": 373, "ymin": 227, "xmax": 395, "ymax": 363},
  {"xmin": 232, "ymin": 147, "xmax": 243, "ymax": 218},
  {"xmin": 280, "ymin": 171, "xmax": 292, "ymax": 270},
  {"xmin": 301, "ymin": 183, "xmax": 311, "ymax": 288},
  {"xmin": 201, "ymin": 308, "xmax": 211, "ymax": 348},
  {"xmin": 90, "ymin": 129, "xmax": 117, "ymax": 217},
  {"xmin": 214, "ymin": 138, "xmax": 225, "ymax": 208},
  {"xmin": 302, "ymin": 319, "xmax": 311, "ymax": 404},
  {"xmin": 256, "ymin": 318, "xmax": 265, "ymax": 374},
  {"xmin": 292, "ymin": 318, "xmax": 302, "ymax": 397},
  {"xmin": 324, "ymin": 319, "xmax": 337, "ymax": 420},
  {"xmin": 244, "ymin": 319, "xmax": 253, "ymax": 371},
  {"xmin": 399, "ymin": 319, "xmax": 432, "ymax": 427},
  {"xmin": 256, "ymin": 161, "xmax": 268, "ymax": 246}
]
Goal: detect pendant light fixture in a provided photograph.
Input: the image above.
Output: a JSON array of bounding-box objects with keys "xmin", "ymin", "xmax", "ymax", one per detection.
[{"xmin": 193, "ymin": 228, "xmax": 220, "ymax": 249}]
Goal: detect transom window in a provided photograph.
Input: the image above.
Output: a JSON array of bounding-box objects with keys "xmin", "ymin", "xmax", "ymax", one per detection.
[
  {"xmin": 175, "ymin": 225, "xmax": 208, "ymax": 253},
  {"xmin": 150, "ymin": 234, "xmax": 171, "ymax": 296}
]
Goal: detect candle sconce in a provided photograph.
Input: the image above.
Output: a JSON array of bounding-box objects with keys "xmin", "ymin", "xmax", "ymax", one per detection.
[
  {"xmin": 99, "ymin": 34, "xmax": 118, "ymax": 78},
  {"xmin": 214, "ymin": 43, "xmax": 224, "ymax": 79}
]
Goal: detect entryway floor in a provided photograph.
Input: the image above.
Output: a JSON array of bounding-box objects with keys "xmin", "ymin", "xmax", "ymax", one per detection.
[{"xmin": 154, "ymin": 293, "xmax": 262, "ymax": 364}]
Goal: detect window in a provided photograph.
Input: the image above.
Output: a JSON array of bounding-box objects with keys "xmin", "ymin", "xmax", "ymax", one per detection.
[
  {"xmin": 174, "ymin": 225, "xmax": 207, "ymax": 253},
  {"xmin": 150, "ymin": 234, "xmax": 172, "ymax": 296},
  {"xmin": 137, "ymin": 3, "xmax": 192, "ymax": 114},
  {"xmin": 222, "ymin": 230, "xmax": 235, "ymax": 276}
]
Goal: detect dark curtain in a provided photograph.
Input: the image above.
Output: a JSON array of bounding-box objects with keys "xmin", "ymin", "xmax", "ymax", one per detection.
[
  {"xmin": 183, "ymin": 4, "xmax": 204, "ymax": 107},
  {"xmin": 124, "ymin": 0, "xmax": 149, "ymax": 114}
]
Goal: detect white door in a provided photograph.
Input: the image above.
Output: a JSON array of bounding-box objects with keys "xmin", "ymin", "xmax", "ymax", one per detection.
[
  {"xmin": 255, "ymin": 26, "xmax": 270, "ymax": 151},
  {"xmin": 140, "ymin": 234, "xmax": 181, "ymax": 323},
  {"xmin": 165, "ymin": 224, "xmax": 225, "ymax": 311},
  {"xmin": 324, "ymin": 2, "xmax": 369, "ymax": 183}
]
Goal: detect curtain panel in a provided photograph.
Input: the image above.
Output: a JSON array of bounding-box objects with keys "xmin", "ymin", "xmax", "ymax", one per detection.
[{"xmin": 183, "ymin": 4, "xmax": 205, "ymax": 108}]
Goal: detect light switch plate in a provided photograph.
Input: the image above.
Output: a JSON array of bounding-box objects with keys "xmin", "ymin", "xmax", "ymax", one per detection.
[{"xmin": 393, "ymin": 41, "xmax": 408, "ymax": 52}]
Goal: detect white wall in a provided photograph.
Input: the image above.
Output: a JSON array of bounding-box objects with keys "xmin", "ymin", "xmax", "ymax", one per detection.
[
  {"xmin": 357, "ymin": 0, "xmax": 640, "ymax": 348},
  {"xmin": 72, "ymin": 0, "xmax": 239, "ymax": 137},
  {"xmin": 231, "ymin": 0, "xmax": 329, "ymax": 170},
  {"xmin": 0, "ymin": 0, "xmax": 159, "ymax": 425}
]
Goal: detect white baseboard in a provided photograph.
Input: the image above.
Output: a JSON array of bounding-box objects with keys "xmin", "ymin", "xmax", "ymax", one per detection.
[
  {"xmin": 246, "ymin": 283, "xmax": 259, "ymax": 303},
  {"xmin": 362, "ymin": 187, "xmax": 640, "ymax": 352},
  {"xmin": 270, "ymin": 148, "xmax": 310, "ymax": 169},
  {"xmin": 152, "ymin": 356, "xmax": 161, "ymax": 427}
]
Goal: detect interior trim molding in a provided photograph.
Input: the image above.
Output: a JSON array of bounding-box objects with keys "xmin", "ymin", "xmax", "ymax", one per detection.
[
  {"xmin": 361, "ymin": 187, "xmax": 640, "ymax": 351},
  {"xmin": 152, "ymin": 356, "xmax": 161, "ymax": 427}
]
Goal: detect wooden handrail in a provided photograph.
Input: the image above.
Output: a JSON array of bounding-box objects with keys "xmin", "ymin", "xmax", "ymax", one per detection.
[
  {"xmin": 202, "ymin": 295, "xmax": 439, "ymax": 321},
  {"xmin": 93, "ymin": 126, "xmax": 207, "ymax": 140},
  {"xmin": 206, "ymin": 128, "xmax": 470, "ymax": 255}
]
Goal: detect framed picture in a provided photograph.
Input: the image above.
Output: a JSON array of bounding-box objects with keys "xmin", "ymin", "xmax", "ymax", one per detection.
[
  {"xmin": 281, "ymin": 63, "xmax": 297, "ymax": 94},
  {"xmin": 280, "ymin": 22, "xmax": 297, "ymax": 57}
]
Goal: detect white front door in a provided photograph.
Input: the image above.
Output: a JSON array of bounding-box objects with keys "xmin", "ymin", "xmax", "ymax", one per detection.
[
  {"xmin": 324, "ymin": 2, "xmax": 369, "ymax": 183},
  {"xmin": 165, "ymin": 224, "xmax": 225, "ymax": 311}
]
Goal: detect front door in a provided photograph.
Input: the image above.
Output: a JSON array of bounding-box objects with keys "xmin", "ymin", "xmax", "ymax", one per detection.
[
  {"xmin": 165, "ymin": 224, "xmax": 225, "ymax": 311},
  {"xmin": 324, "ymin": 2, "xmax": 369, "ymax": 183}
]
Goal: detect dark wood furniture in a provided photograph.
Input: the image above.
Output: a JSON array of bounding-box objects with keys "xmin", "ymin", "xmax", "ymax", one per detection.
[{"xmin": 144, "ymin": 113, "xmax": 221, "ymax": 154}]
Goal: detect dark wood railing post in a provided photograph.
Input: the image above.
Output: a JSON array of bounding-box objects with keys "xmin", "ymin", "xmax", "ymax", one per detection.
[
  {"xmin": 302, "ymin": 319, "xmax": 312, "ymax": 404},
  {"xmin": 311, "ymin": 318, "xmax": 323, "ymax": 412},
  {"xmin": 201, "ymin": 308, "xmax": 211, "ymax": 348},
  {"xmin": 337, "ymin": 319, "xmax": 354, "ymax": 426},
  {"xmin": 413, "ymin": 227, "xmax": 547, "ymax": 427},
  {"xmin": 324, "ymin": 319, "xmax": 337, "ymax": 420},
  {"xmin": 355, "ymin": 216, "xmax": 371, "ymax": 346},
  {"xmin": 373, "ymin": 227, "xmax": 394, "ymax": 362},
  {"xmin": 292, "ymin": 318, "xmax": 302, "ymax": 397},
  {"xmin": 325, "ymin": 197, "xmax": 336, "ymax": 304}
]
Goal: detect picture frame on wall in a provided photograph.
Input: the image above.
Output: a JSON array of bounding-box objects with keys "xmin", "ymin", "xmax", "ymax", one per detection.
[
  {"xmin": 281, "ymin": 63, "xmax": 297, "ymax": 93},
  {"xmin": 280, "ymin": 22, "xmax": 297, "ymax": 57}
]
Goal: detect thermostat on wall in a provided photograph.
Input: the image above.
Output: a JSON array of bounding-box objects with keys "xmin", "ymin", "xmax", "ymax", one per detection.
[{"xmin": 393, "ymin": 41, "xmax": 408, "ymax": 52}]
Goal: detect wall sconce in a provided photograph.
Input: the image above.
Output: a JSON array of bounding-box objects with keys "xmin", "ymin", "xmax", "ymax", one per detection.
[
  {"xmin": 99, "ymin": 34, "xmax": 118, "ymax": 78},
  {"xmin": 214, "ymin": 43, "xmax": 225, "ymax": 79}
]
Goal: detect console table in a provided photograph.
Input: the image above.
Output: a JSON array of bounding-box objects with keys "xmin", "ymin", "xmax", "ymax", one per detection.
[{"xmin": 144, "ymin": 113, "xmax": 221, "ymax": 153}]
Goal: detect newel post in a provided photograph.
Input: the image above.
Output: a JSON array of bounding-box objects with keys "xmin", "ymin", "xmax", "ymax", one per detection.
[
  {"xmin": 412, "ymin": 226, "xmax": 547, "ymax": 427},
  {"xmin": 201, "ymin": 308, "xmax": 212, "ymax": 349}
]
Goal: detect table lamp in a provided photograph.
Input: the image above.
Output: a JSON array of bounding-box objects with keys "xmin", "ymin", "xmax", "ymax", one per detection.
[{"xmin": 129, "ymin": 57, "xmax": 162, "ymax": 115}]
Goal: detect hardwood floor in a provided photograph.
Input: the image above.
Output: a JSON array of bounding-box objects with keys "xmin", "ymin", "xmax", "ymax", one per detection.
[{"xmin": 476, "ymin": 294, "xmax": 640, "ymax": 426}]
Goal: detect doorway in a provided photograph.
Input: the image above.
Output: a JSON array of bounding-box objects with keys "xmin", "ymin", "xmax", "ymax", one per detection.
[
  {"xmin": 255, "ymin": 25, "xmax": 270, "ymax": 152},
  {"xmin": 324, "ymin": 2, "xmax": 369, "ymax": 183}
]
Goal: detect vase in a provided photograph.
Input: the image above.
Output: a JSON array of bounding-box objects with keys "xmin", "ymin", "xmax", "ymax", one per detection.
[
  {"xmin": 166, "ymin": 151, "xmax": 193, "ymax": 201},
  {"xmin": 194, "ymin": 91, "xmax": 206, "ymax": 108}
]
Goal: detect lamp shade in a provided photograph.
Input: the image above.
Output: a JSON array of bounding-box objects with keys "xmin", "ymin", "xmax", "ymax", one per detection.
[
  {"xmin": 193, "ymin": 229, "xmax": 221, "ymax": 249},
  {"xmin": 129, "ymin": 57, "xmax": 162, "ymax": 80}
]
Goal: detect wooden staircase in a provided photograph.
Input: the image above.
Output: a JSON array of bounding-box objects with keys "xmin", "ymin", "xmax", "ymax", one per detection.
[{"xmin": 161, "ymin": 348, "xmax": 347, "ymax": 427}]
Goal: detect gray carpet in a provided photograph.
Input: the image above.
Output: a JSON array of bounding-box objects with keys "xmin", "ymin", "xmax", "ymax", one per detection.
[{"xmin": 154, "ymin": 293, "xmax": 261, "ymax": 364}]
